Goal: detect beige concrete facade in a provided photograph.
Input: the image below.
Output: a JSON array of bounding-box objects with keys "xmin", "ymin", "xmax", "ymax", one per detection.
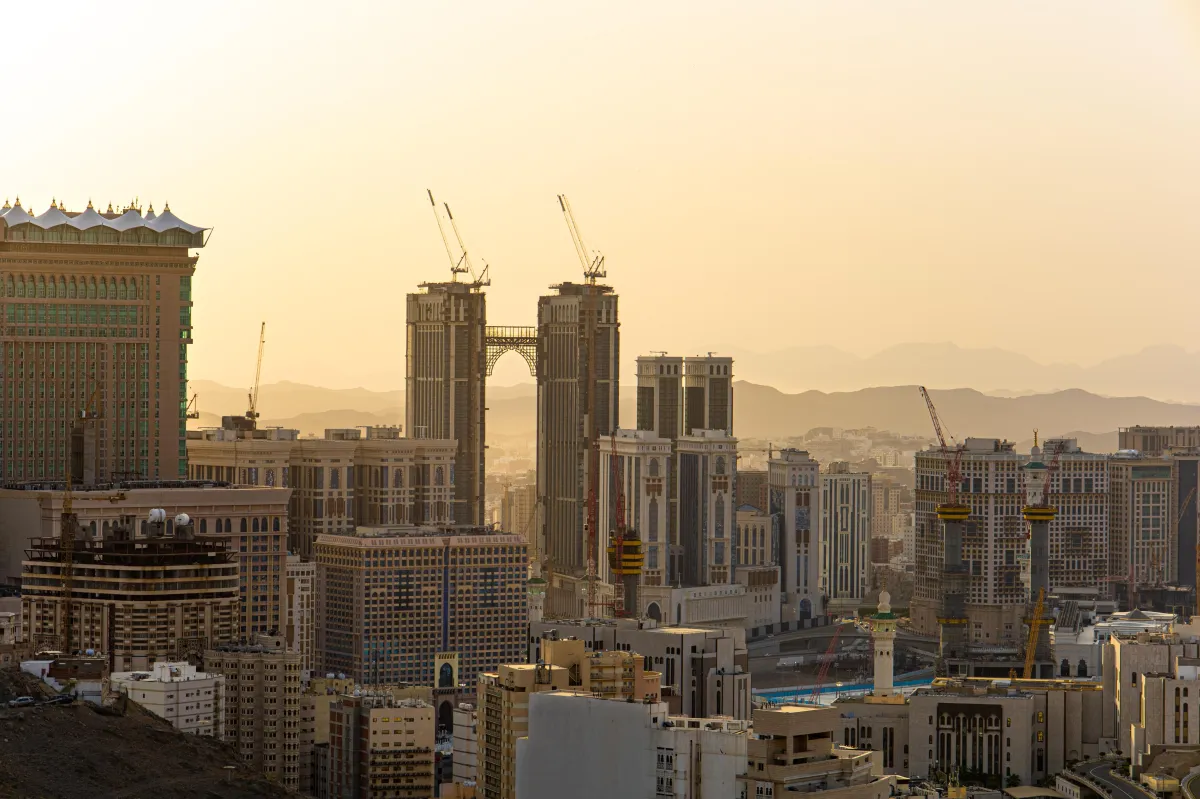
[
  {"xmin": 0, "ymin": 199, "xmax": 206, "ymax": 484},
  {"xmin": 1109, "ymin": 455, "xmax": 1177, "ymax": 598},
  {"xmin": 187, "ymin": 426, "xmax": 456, "ymax": 558},
  {"xmin": 748, "ymin": 705, "xmax": 890, "ymax": 799},
  {"xmin": 111, "ymin": 661, "xmax": 225, "ymax": 737},
  {"xmin": 0, "ymin": 484, "xmax": 289, "ymax": 640},
  {"xmin": 1103, "ymin": 630, "xmax": 1200, "ymax": 754},
  {"xmin": 328, "ymin": 693, "xmax": 436, "ymax": 799},
  {"xmin": 315, "ymin": 527, "xmax": 528, "ymax": 686},
  {"xmin": 498, "ymin": 482, "xmax": 537, "ymax": 542},
  {"xmin": 205, "ymin": 634, "xmax": 302, "ymax": 791},
  {"xmin": 22, "ymin": 530, "xmax": 238, "ymax": 669},
  {"xmin": 286, "ymin": 554, "xmax": 315, "ymax": 675},
  {"xmin": 1120, "ymin": 426, "xmax": 1200, "ymax": 455}
]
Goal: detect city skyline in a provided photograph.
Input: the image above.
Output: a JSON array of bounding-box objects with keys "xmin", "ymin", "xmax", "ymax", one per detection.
[{"xmin": 3, "ymin": 1, "xmax": 1198, "ymax": 391}]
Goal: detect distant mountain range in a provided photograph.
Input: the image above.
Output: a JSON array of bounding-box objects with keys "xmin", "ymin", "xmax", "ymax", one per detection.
[
  {"xmin": 724, "ymin": 343, "xmax": 1200, "ymax": 402},
  {"xmin": 190, "ymin": 378, "xmax": 1200, "ymax": 452}
]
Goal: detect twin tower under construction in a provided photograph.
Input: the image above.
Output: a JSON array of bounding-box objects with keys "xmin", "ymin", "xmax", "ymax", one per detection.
[{"xmin": 405, "ymin": 198, "xmax": 620, "ymax": 616}]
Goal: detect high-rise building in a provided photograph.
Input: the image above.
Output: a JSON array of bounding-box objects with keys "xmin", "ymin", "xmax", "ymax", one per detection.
[
  {"xmin": 406, "ymin": 282, "xmax": 487, "ymax": 526},
  {"xmin": 314, "ymin": 526, "xmax": 528, "ymax": 686},
  {"xmin": 110, "ymin": 661, "xmax": 226, "ymax": 737},
  {"xmin": 676, "ymin": 429, "xmax": 737, "ymax": 587},
  {"xmin": 913, "ymin": 438, "xmax": 1027, "ymax": 643},
  {"xmin": 0, "ymin": 199, "xmax": 206, "ymax": 482},
  {"xmin": 1119, "ymin": 426, "xmax": 1200, "ymax": 455},
  {"xmin": 635, "ymin": 354, "xmax": 683, "ymax": 439},
  {"xmin": 769, "ymin": 449, "xmax": 822, "ymax": 620},
  {"xmin": 1109, "ymin": 453, "xmax": 1177, "ymax": 604},
  {"xmin": 597, "ymin": 429, "xmax": 672, "ymax": 597},
  {"xmin": 286, "ymin": 555, "xmax": 316, "ymax": 675},
  {"xmin": 187, "ymin": 425, "xmax": 456, "ymax": 557},
  {"xmin": 819, "ymin": 462, "xmax": 872, "ymax": 611},
  {"xmin": 499, "ymin": 482, "xmax": 537, "ymax": 543},
  {"xmin": 3, "ymin": 483, "xmax": 290, "ymax": 642},
  {"xmin": 22, "ymin": 522, "xmax": 239, "ymax": 670},
  {"xmin": 735, "ymin": 468, "xmax": 768, "ymax": 515},
  {"xmin": 1040, "ymin": 438, "xmax": 1110, "ymax": 602},
  {"xmin": 683, "ymin": 355, "xmax": 733, "ymax": 436},
  {"xmin": 205, "ymin": 633, "xmax": 302, "ymax": 791},
  {"xmin": 537, "ymin": 282, "xmax": 619, "ymax": 614},
  {"xmin": 327, "ymin": 693, "xmax": 436, "ymax": 799}
]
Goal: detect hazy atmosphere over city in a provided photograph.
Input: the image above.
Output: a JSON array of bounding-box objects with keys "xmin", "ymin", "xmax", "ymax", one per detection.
[
  {"xmin": 6, "ymin": 3, "xmax": 1200, "ymax": 799},
  {"xmin": 4, "ymin": 2, "xmax": 1200, "ymax": 394}
]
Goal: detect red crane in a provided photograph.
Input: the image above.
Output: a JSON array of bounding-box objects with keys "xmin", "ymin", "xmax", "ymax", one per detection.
[
  {"xmin": 808, "ymin": 623, "xmax": 844, "ymax": 703},
  {"xmin": 919, "ymin": 387, "xmax": 965, "ymax": 507}
]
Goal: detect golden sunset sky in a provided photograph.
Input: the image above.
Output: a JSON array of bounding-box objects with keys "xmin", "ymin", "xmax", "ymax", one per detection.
[{"xmin": 5, "ymin": 1, "xmax": 1199, "ymax": 391}]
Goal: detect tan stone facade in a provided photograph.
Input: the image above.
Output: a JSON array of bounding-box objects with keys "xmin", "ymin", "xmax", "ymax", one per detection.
[
  {"xmin": 0, "ymin": 199, "xmax": 206, "ymax": 483},
  {"xmin": 186, "ymin": 426, "xmax": 455, "ymax": 557},
  {"xmin": 205, "ymin": 634, "xmax": 302, "ymax": 791},
  {"xmin": 328, "ymin": 693, "xmax": 436, "ymax": 799}
]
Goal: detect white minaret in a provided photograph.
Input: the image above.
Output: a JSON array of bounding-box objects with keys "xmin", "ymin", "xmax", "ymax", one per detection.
[{"xmin": 871, "ymin": 590, "xmax": 897, "ymax": 698}]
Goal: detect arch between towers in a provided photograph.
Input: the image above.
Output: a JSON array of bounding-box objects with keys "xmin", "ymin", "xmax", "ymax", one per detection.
[{"xmin": 485, "ymin": 325, "xmax": 538, "ymax": 377}]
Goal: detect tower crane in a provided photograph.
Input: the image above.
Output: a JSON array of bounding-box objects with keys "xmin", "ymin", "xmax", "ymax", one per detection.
[
  {"xmin": 808, "ymin": 622, "xmax": 845, "ymax": 703},
  {"xmin": 426, "ymin": 190, "xmax": 490, "ymax": 287},
  {"xmin": 918, "ymin": 387, "xmax": 967, "ymax": 515},
  {"xmin": 557, "ymin": 195, "xmax": 606, "ymax": 284},
  {"xmin": 1022, "ymin": 588, "xmax": 1048, "ymax": 679},
  {"xmin": 245, "ymin": 322, "xmax": 265, "ymax": 429},
  {"xmin": 185, "ymin": 393, "xmax": 200, "ymax": 420}
]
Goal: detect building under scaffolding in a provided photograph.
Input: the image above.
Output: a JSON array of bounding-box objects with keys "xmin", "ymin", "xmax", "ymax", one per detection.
[{"xmin": 21, "ymin": 523, "xmax": 239, "ymax": 671}]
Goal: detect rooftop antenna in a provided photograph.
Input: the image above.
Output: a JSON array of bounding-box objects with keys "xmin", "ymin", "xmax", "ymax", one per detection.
[{"xmin": 557, "ymin": 194, "xmax": 606, "ymax": 284}]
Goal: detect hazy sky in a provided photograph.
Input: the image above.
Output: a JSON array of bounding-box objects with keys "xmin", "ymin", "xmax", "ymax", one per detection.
[{"xmin": 6, "ymin": 1, "xmax": 1199, "ymax": 392}]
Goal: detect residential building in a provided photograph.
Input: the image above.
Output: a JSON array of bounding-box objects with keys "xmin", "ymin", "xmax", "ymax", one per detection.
[
  {"xmin": 1109, "ymin": 453, "xmax": 1177, "ymax": 605},
  {"xmin": 22, "ymin": 521, "xmax": 239, "ymax": 670},
  {"xmin": 683, "ymin": 355, "xmax": 733, "ymax": 436},
  {"xmin": 516, "ymin": 692, "xmax": 748, "ymax": 799},
  {"xmin": 735, "ymin": 469, "xmax": 769, "ymax": 515},
  {"xmin": 205, "ymin": 633, "xmax": 302, "ymax": 791},
  {"xmin": 301, "ymin": 675, "xmax": 356, "ymax": 796},
  {"xmin": 597, "ymin": 429, "xmax": 673, "ymax": 597},
  {"xmin": 635, "ymin": 354, "xmax": 683, "ymax": 440},
  {"xmin": 1042, "ymin": 438, "xmax": 1110, "ymax": 602},
  {"xmin": 479, "ymin": 639, "xmax": 663, "ymax": 799},
  {"xmin": 314, "ymin": 526, "xmax": 527, "ymax": 686},
  {"xmin": 913, "ymin": 438, "xmax": 1028, "ymax": 643},
  {"xmin": 0, "ymin": 482, "xmax": 288, "ymax": 639},
  {"xmin": 676, "ymin": 429, "xmax": 737, "ymax": 587},
  {"xmin": 734, "ymin": 504, "xmax": 772, "ymax": 568},
  {"xmin": 452, "ymin": 703, "xmax": 478, "ymax": 786},
  {"xmin": 328, "ymin": 693, "xmax": 436, "ymax": 799},
  {"xmin": 537, "ymin": 282, "xmax": 619, "ymax": 616},
  {"xmin": 287, "ymin": 555, "xmax": 316, "ymax": 675},
  {"xmin": 819, "ymin": 462, "xmax": 872, "ymax": 611},
  {"xmin": 769, "ymin": 449, "xmax": 822, "ymax": 620},
  {"xmin": 406, "ymin": 281, "xmax": 487, "ymax": 526},
  {"xmin": 748, "ymin": 705, "xmax": 889, "ymax": 798},
  {"xmin": 1119, "ymin": 426, "xmax": 1200, "ymax": 455},
  {"xmin": 871, "ymin": 476, "xmax": 903, "ymax": 541},
  {"xmin": 186, "ymin": 425, "xmax": 456, "ymax": 558},
  {"xmin": 528, "ymin": 619, "xmax": 750, "ymax": 720},
  {"xmin": 498, "ymin": 482, "xmax": 537, "ymax": 544},
  {"xmin": 110, "ymin": 661, "xmax": 226, "ymax": 737},
  {"xmin": 0, "ymin": 199, "xmax": 206, "ymax": 483}
]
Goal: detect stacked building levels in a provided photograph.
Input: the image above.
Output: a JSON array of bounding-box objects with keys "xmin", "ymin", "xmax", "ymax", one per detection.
[
  {"xmin": 819, "ymin": 462, "xmax": 872, "ymax": 612},
  {"xmin": 327, "ymin": 692, "xmax": 436, "ymax": 799},
  {"xmin": 537, "ymin": 282, "xmax": 620, "ymax": 616},
  {"xmin": 913, "ymin": 437, "xmax": 1109, "ymax": 645},
  {"xmin": 405, "ymin": 281, "xmax": 487, "ymax": 526},
  {"xmin": 0, "ymin": 198, "xmax": 206, "ymax": 482},
  {"xmin": 287, "ymin": 555, "xmax": 316, "ymax": 675},
  {"xmin": 110, "ymin": 661, "xmax": 226, "ymax": 737},
  {"xmin": 21, "ymin": 518, "xmax": 239, "ymax": 670},
  {"xmin": 769, "ymin": 449, "xmax": 821, "ymax": 620},
  {"xmin": 205, "ymin": 633, "xmax": 302, "ymax": 791},
  {"xmin": 1, "ymin": 482, "xmax": 289, "ymax": 639},
  {"xmin": 186, "ymin": 424, "xmax": 456, "ymax": 558},
  {"xmin": 314, "ymin": 526, "xmax": 528, "ymax": 687},
  {"xmin": 498, "ymin": 482, "xmax": 537, "ymax": 546}
]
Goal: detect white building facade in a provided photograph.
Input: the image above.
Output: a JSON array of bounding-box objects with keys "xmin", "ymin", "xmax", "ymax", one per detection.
[
  {"xmin": 111, "ymin": 661, "xmax": 226, "ymax": 737},
  {"xmin": 820, "ymin": 463, "xmax": 872, "ymax": 611},
  {"xmin": 770, "ymin": 449, "xmax": 822, "ymax": 620}
]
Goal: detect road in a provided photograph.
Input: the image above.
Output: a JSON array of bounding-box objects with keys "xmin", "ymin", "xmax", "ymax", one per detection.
[{"xmin": 1074, "ymin": 760, "xmax": 1154, "ymax": 799}]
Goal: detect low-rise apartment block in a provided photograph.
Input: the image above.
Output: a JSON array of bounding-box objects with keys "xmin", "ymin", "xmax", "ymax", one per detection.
[
  {"xmin": 328, "ymin": 693, "xmax": 436, "ymax": 799},
  {"xmin": 111, "ymin": 661, "xmax": 225, "ymax": 737}
]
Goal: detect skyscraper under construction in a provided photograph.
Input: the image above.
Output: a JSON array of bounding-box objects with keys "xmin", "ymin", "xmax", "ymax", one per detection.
[
  {"xmin": 405, "ymin": 281, "xmax": 486, "ymax": 525},
  {"xmin": 537, "ymin": 281, "xmax": 620, "ymax": 613}
]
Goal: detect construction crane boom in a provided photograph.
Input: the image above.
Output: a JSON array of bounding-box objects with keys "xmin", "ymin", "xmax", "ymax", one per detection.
[
  {"xmin": 246, "ymin": 322, "xmax": 266, "ymax": 427},
  {"xmin": 185, "ymin": 393, "xmax": 200, "ymax": 420},
  {"xmin": 809, "ymin": 623, "xmax": 844, "ymax": 703},
  {"xmin": 918, "ymin": 386, "xmax": 965, "ymax": 506},
  {"xmin": 1023, "ymin": 587, "xmax": 1048, "ymax": 679},
  {"xmin": 428, "ymin": 189, "xmax": 465, "ymax": 280},
  {"xmin": 557, "ymin": 194, "xmax": 606, "ymax": 284}
]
